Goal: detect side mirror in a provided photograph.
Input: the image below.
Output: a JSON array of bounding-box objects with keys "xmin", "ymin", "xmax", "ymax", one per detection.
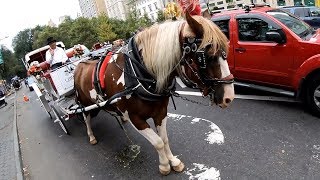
[{"xmin": 266, "ymin": 31, "xmax": 284, "ymax": 44}]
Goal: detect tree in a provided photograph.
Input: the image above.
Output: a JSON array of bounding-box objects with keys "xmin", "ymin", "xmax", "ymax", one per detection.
[
  {"xmin": 68, "ymin": 17, "xmax": 98, "ymax": 48},
  {"xmin": 0, "ymin": 46, "xmax": 25, "ymax": 80},
  {"xmin": 93, "ymin": 15, "xmax": 117, "ymax": 42},
  {"xmin": 12, "ymin": 29, "xmax": 33, "ymax": 62},
  {"xmin": 32, "ymin": 26, "xmax": 59, "ymax": 49}
]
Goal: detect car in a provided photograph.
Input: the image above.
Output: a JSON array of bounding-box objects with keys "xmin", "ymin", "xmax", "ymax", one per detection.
[
  {"xmin": 210, "ymin": 4, "xmax": 320, "ymax": 117},
  {"xmin": 26, "ymin": 77, "xmax": 35, "ymax": 91},
  {"xmin": 281, "ymin": 6, "xmax": 320, "ymax": 29}
]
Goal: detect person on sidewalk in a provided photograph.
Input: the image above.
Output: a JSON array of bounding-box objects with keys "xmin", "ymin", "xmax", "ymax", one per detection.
[{"xmin": 45, "ymin": 37, "xmax": 68, "ymax": 70}]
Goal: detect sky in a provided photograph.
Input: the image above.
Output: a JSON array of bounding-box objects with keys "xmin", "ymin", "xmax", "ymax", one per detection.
[{"xmin": 0, "ymin": 0, "xmax": 81, "ymax": 51}]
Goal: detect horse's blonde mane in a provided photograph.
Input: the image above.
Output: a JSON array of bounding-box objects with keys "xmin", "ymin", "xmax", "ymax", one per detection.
[
  {"xmin": 135, "ymin": 16, "xmax": 228, "ymax": 92},
  {"xmin": 192, "ymin": 16, "xmax": 229, "ymax": 55}
]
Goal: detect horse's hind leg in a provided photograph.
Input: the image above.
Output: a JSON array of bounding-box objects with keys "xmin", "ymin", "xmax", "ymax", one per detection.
[
  {"xmin": 154, "ymin": 116, "xmax": 185, "ymax": 172},
  {"xmin": 83, "ymin": 113, "xmax": 97, "ymax": 145},
  {"xmin": 130, "ymin": 116, "xmax": 171, "ymax": 175}
]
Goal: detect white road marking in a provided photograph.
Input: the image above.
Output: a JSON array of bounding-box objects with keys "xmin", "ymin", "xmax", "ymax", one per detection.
[
  {"xmin": 167, "ymin": 113, "xmax": 223, "ymax": 179},
  {"xmin": 168, "ymin": 113, "xmax": 224, "ymax": 145},
  {"xmin": 191, "ymin": 118, "xmax": 224, "ymax": 145},
  {"xmin": 185, "ymin": 163, "xmax": 220, "ymax": 180}
]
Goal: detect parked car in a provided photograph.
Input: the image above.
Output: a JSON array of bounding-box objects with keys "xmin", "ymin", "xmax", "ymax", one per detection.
[
  {"xmin": 26, "ymin": 77, "xmax": 34, "ymax": 91},
  {"xmin": 281, "ymin": 6, "xmax": 320, "ymax": 29},
  {"xmin": 210, "ymin": 4, "xmax": 320, "ymax": 117}
]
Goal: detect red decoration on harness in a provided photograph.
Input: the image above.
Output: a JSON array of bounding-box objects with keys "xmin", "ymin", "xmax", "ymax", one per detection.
[{"xmin": 92, "ymin": 52, "xmax": 113, "ymax": 90}]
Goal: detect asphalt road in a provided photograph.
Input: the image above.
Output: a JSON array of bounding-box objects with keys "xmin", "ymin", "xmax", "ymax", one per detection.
[{"xmin": 16, "ymin": 84, "xmax": 320, "ymax": 180}]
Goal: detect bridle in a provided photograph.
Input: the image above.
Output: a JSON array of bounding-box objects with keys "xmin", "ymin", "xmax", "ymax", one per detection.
[{"xmin": 179, "ymin": 36, "xmax": 234, "ymax": 90}]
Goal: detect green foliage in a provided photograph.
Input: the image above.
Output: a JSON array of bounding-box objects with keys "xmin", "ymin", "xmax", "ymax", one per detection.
[
  {"xmin": 93, "ymin": 15, "xmax": 117, "ymax": 42},
  {"xmin": 12, "ymin": 28, "xmax": 33, "ymax": 61},
  {"xmin": 68, "ymin": 17, "xmax": 98, "ymax": 48},
  {"xmin": 0, "ymin": 46, "xmax": 25, "ymax": 79},
  {"xmin": 157, "ymin": 10, "xmax": 165, "ymax": 23},
  {"xmin": 9, "ymin": 8, "xmax": 157, "ymax": 78}
]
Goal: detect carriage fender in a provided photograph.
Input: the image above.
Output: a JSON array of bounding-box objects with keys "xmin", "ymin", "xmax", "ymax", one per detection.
[{"xmin": 293, "ymin": 54, "xmax": 320, "ymax": 90}]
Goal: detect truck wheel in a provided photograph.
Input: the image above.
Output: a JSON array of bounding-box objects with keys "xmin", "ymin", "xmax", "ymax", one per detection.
[{"xmin": 306, "ymin": 74, "xmax": 320, "ymax": 117}]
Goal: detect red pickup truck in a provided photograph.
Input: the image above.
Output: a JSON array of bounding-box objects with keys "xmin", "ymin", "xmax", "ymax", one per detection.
[{"xmin": 211, "ymin": 5, "xmax": 320, "ymax": 117}]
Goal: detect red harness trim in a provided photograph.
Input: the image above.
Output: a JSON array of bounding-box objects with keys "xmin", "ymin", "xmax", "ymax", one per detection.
[{"xmin": 92, "ymin": 52, "xmax": 113, "ymax": 90}]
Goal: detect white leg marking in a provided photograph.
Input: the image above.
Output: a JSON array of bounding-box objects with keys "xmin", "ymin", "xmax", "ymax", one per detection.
[
  {"xmin": 83, "ymin": 113, "xmax": 96, "ymax": 144},
  {"xmin": 117, "ymin": 72, "xmax": 125, "ymax": 86},
  {"xmin": 157, "ymin": 116, "xmax": 181, "ymax": 167},
  {"xmin": 129, "ymin": 121, "xmax": 170, "ymax": 173}
]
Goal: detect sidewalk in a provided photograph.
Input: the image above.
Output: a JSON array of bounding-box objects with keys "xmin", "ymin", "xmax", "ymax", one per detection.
[{"xmin": 0, "ymin": 93, "xmax": 22, "ymax": 180}]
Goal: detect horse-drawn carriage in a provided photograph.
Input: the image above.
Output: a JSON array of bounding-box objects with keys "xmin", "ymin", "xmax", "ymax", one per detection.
[
  {"xmin": 25, "ymin": 42, "xmax": 92, "ymax": 134},
  {"xmin": 25, "ymin": 14, "xmax": 236, "ymax": 175}
]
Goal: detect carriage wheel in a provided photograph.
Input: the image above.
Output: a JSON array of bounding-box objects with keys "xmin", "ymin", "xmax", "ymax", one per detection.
[{"xmin": 51, "ymin": 105, "xmax": 70, "ymax": 135}]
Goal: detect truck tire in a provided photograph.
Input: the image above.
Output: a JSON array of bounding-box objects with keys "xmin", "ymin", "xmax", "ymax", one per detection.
[{"xmin": 306, "ymin": 74, "xmax": 320, "ymax": 117}]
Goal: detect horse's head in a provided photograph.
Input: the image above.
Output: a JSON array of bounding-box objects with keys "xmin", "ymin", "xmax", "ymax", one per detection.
[
  {"xmin": 135, "ymin": 15, "xmax": 234, "ymax": 107},
  {"xmin": 179, "ymin": 14, "xmax": 235, "ymax": 108}
]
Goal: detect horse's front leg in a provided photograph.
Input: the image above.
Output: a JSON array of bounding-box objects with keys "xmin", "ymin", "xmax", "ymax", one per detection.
[
  {"xmin": 82, "ymin": 113, "xmax": 97, "ymax": 145},
  {"xmin": 154, "ymin": 116, "xmax": 185, "ymax": 172},
  {"xmin": 130, "ymin": 116, "xmax": 171, "ymax": 175}
]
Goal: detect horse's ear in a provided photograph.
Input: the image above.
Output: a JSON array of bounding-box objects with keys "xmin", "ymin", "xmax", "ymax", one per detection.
[{"xmin": 185, "ymin": 12, "xmax": 204, "ymax": 37}]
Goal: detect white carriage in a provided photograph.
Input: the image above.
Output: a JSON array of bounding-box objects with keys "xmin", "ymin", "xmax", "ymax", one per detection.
[{"xmin": 25, "ymin": 43, "xmax": 94, "ymax": 134}]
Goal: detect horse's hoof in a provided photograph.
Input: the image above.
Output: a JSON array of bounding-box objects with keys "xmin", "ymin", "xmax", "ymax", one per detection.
[
  {"xmin": 90, "ymin": 139, "xmax": 97, "ymax": 145},
  {"xmin": 172, "ymin": 162, "xmax": 185, "ymax": 172},
  {"xmin": 159, "ymin": 168, "xmax": 171, "ymax": 176}
]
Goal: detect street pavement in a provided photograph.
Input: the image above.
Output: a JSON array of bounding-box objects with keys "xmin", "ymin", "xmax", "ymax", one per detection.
[
  {"xmin": 0, "ymin": 92, "xmax": 18, "ymax": 180},
  {"xmin": 16, "ymin": 84, "xmax": 320, "ymax": 180}
]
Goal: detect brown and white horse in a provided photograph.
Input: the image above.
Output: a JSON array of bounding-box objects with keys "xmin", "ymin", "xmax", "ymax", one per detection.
[{"xmin": 74, "ymin": 14, "xmax": 235, "ymax": 175}]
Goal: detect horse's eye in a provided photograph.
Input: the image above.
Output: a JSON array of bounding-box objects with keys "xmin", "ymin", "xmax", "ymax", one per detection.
[
  {"xmin": 205, "ymin": 45, "xmax": 212, "ymax": 51},
  {"xmin": 208, "ymin": 56, "xmax": 218, "ymax": 63}
]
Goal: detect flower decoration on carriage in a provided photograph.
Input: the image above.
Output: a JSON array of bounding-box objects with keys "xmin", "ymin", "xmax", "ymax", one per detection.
[
  {"xmin": 28, "ymin": 61, "xmax": 42, "ymax": 76},
  {"xmin": 164, "ymin": 2, "xmax": 182, "ymax": 20},
  {"xmin": 176, "ymin": 0, "xmax": 201, "ymax": 16},
  {"xmin": 73, "ymin": 44, "xmax": 84, "ymax": 58}
]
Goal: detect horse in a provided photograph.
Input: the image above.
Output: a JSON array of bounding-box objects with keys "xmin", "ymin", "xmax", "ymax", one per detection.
[{"xmin": 74, "ymin": 13, "xmax": 235, "ymax": 175}]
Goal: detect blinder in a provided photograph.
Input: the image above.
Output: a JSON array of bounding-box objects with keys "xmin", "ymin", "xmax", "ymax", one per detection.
[
  {"xmin": 182, "ymin": 37, "xmax": 207, "ymax": 69},
  {"xmin": 180, "ymin": 37, "xmax": 234, "ymax": 88}
]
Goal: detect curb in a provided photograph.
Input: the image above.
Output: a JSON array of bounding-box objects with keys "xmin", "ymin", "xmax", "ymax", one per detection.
[{"xmin": 13, "ymin": 91, "xmax": 23, "ymax": 180}]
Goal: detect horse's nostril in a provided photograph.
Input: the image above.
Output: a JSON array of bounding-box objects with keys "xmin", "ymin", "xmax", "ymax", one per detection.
[{"xmin": 225, "ymin": 98, "xmax": 231, "ymax": 104}]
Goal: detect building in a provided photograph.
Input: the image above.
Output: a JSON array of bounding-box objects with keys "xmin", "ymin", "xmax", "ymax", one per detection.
[
  {"xmin": 95, "ymin": 0, "xmax": 108, "ymax": 15},
  {"xmin": 136, "ymin": 0, "xmax": 165, "ymax": 21},
  {"xmin": 78, "ymin": 0, "xmax": 108, "ymax": 18},
  {"xmin": 104, "ymin": 0, "xmax": 129, "ymax": 20},
  {"xmin": 47, "ymin": 19, "xmax": 57, "ymax": 27}
]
